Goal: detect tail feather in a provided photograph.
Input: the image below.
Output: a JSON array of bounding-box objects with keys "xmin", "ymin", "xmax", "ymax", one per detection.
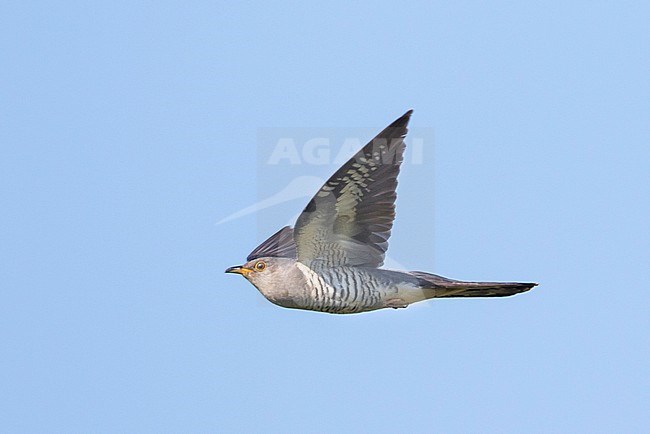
[{"xmin": 411, "ymin": 271, "xmax": 537, "ymax": 298}]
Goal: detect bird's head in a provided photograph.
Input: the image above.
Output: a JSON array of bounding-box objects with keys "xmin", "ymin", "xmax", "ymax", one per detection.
[
  {"xmin": 225, "ymin": 225, "xmax": 298, "ymax": 295},
  {"xmin": 225, "ymin": 257, "xmax": 295, "ymax": 291}
]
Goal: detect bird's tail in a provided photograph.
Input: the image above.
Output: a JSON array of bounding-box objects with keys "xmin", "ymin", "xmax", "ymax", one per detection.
[{"xmin": 411, "ymin": 271, "xmax": 537, "ymax": 298}]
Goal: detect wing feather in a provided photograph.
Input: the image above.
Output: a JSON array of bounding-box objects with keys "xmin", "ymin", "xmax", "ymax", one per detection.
[
  {"xmin": 294, "ymin": 110, "xmax": 413, "ymax": 267},
  {"xmin": 247, "ymin": 226, "xmax": 296, "ymax": 261}
]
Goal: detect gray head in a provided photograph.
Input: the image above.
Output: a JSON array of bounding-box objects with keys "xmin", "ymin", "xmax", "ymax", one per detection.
[
  {"xmin": 225, "ymin": 226, "xmax": 299, "ymax": 297},
  {"xmin": 226, "ymin": 257, "xmax": 295, "ymax": 288},
  {"xmin": 225, "ymin": 256, "xmax": 298, "ymax": 298}
]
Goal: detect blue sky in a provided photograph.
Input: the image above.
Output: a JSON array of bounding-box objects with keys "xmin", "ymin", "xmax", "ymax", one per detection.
[{"xmin": 2, "ymin": 1, "xmax": 649, "ymax": 432}]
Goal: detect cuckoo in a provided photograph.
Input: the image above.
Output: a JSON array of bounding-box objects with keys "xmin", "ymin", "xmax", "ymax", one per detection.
[{"xmin": 226, "ymin": 110, "xmax": 537, "ymax": 314}]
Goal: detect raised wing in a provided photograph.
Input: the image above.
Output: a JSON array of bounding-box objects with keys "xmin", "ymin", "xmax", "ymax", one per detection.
[
  {"xmin": 293, "ymin": 110, "xmax": 412, "ymax": 268},
  {"xmin": 247, "ymin": 226, "xmax": 296, "ymax": 261}
]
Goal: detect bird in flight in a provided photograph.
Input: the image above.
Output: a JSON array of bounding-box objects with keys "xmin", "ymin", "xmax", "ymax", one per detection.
[{"xmin": 226, "ymin": 110, "xmax": 537, "ymax": 314}]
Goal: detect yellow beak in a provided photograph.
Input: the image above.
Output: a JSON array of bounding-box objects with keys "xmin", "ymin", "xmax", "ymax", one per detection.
[{"xmin": 225, "ymin": 265, "xmax": 252, "ymax": 276}]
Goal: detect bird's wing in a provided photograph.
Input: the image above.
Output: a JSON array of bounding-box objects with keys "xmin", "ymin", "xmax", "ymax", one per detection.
[
  {"xmin": 247, "ymin": 226, "xmax": 296, "ymax": 261},
  {"xmin": 293, "ymin": 110, "xmax": 412, "ymax": 268}
]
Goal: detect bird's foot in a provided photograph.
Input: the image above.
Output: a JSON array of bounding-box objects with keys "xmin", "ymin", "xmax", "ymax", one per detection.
[{"xmin": 384, "ymin": 298, "xmax": 408, "ymax": 309}]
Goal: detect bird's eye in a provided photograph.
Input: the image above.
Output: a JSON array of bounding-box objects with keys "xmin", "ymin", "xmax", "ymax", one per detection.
[{"xmin": 254, "ymin": 261, "xmax": 266, "ymax": 271}]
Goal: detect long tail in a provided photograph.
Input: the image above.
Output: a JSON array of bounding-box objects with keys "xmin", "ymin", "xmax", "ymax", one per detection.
[{"xmin": 411, "ymin": 271, "xmax": 537, "ymax": 298}]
